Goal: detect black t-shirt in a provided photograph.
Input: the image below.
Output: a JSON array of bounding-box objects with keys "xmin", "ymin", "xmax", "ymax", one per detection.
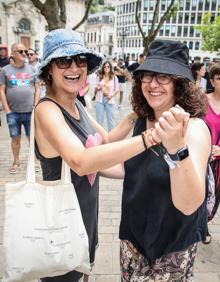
[
  {"xmin": 119, "ymin": 118, "xmax": 207, "ymax": 265},
  {"xmin": 0, "ymin": 57, "xmax": 9, "ymax": 68},
  {"xmin": 127, "ymin": 62, "xmax": 140, "ymax": 73}
]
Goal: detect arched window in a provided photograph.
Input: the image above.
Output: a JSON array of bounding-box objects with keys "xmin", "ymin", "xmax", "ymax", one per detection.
[
  {"xmin": 18, "ymin": 18, "xmax": 31, "ymax": 32},
  {"xmin": 189, "ymin": 41, "xmax": 193, "ymax": 50},
  {"xmin": 195, "ymin": 42, "xmax": 200, "ymax": 50}
]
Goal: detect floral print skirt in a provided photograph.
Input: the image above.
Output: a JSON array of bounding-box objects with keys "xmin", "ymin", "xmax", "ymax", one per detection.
[{"xmin": 120, "ymin": 240, "xmax": 197, "ymax": 282}]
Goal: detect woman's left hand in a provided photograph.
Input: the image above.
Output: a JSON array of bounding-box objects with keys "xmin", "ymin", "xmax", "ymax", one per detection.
[{"xmin": 154, "ymin": 106, "xmax": 190, "ymax": 154}]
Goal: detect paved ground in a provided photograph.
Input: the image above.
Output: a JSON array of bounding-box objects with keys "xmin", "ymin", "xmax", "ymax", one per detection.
[{"xmin": 0, "ymin": 78, "xmax": 220, "ymax": 281}]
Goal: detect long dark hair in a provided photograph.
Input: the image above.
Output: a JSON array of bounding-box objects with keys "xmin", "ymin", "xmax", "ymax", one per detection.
[
  {"xmin": 132, "ymin": 72, "xmax": 208, "ymax": 121},
  {"xmin": 101, "ymin": 61, "xmax": 115, "ymax": 80}
]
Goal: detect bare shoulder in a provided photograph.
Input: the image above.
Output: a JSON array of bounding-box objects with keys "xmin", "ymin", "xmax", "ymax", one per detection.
[
  {"xmin": 186, "ymin": 118, "xmax": 211, "ymax": 152},
  {"xmin": 35, "ymin": 100, "xmax": 64, "ymax": 125}
]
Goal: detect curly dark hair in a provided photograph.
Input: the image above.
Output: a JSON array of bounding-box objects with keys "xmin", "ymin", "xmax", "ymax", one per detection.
[{"xmin": 131, "ymin": 72, "xmax": 208, "ymax": 121}]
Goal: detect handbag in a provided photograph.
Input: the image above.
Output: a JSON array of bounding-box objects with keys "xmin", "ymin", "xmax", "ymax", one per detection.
[{"xmin": 3, "ymin": 109, "xmax": 90, "ymax": 282}]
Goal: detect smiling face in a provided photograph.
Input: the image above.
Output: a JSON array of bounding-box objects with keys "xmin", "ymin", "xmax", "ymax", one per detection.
[
  {"xmin": 49, "ymin": 55, "xmax": 88, "ymax": 96},
  {"xmin": 141, "ymin": 72, "xmax": 175, "ymax": 118}
]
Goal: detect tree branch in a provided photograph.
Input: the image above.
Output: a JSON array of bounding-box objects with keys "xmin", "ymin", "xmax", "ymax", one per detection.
[
  {"xmin": 135, "ymin": 0, "xmax": 145, "ymax": 39},
  {"xmin": 152, "ymin": 0, "xmax": 176, "ymax": 37},
  {"xmin": 29, "ymin": 0, "xmax": 44, "ymax": 12},
  {"xmin": 72, "ymin": 0, "xmax": 94, "ymax": 30},
  {"xmin": 58, "ymin": 0, "xmax": 66, "ymax": 24},
  {"xmin": 149, "ymin": 0, "xmax": 160, "ymax": 34}
]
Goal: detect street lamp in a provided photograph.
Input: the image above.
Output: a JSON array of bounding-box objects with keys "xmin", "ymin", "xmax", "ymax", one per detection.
[{"xmin": 120, "ymin": 27, "xmax": 128, "ymax": 60}]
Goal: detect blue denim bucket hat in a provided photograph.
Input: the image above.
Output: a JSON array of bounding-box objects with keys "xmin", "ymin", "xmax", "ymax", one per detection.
[{"xmin": 37, "ymin": 28, "xmax": 102, "ymax": 76}]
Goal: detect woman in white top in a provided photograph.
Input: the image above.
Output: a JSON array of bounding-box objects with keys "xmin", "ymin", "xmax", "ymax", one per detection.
[
  {"xmin": 95, "ymin": 61, "xmax": 119, "ymax": 131},
  {"xmin": 191, "ymin": 62, "xmax": 207, "ymax": 93}
]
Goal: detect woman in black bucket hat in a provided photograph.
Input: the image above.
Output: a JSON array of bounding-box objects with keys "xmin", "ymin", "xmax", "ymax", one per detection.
[{"xmin": 119, "ymin": 39, "xmax": 211, "ymax": 281}]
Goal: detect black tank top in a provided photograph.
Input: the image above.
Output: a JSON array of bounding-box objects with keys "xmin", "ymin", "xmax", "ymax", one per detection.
[
  {"xmin": 35, "ymin": 98, "xmax": 100, "ymax": 266},
  {"xmin": 119, "ymin": 118, "xmax": 207, "ymax": 265}
]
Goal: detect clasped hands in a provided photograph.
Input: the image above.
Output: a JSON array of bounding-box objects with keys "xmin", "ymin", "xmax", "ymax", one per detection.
[{"xmin": 145, "ymin": 105, "xmax": 190, "ymax": 154}]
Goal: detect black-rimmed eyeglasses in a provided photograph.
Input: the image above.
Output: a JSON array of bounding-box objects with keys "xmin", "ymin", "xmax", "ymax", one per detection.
[
  {"xmin": 140, "ymin": 72, "xmax": 172, "ymax": 85},
  {"xmin": 53, "ymin": 55, "xmax": 87, "ymax": 69}
]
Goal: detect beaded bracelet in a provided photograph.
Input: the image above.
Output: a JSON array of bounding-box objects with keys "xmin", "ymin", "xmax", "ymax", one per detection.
[{"xmin": 141, "ymin": 132, "xmax": 148, "ymax": 150}]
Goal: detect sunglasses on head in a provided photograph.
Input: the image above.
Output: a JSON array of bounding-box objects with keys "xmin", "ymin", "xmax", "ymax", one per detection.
[
  {"xmin": 16, "ymin": 50, "xmax": 28, "ymax": 55},
  {"xmin": 53, "ymin": 55, "xmax": 87, "ymax": 69}
]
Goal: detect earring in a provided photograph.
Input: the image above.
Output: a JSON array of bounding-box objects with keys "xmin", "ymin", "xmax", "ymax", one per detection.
[{"xmin": 47, "ymin": 74, "xmax": 52, "ymax": 81}]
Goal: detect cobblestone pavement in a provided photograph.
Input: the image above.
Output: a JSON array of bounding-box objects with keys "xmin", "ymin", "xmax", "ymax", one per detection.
[{"xmin": 0, "ymin": 77, "xmax": 220, "ymax": 281}]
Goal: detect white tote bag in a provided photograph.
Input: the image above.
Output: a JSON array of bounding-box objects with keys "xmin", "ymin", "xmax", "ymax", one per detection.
[{"xmin": 3, "ymin": 110, "xmax": 90, "ymax": 282}]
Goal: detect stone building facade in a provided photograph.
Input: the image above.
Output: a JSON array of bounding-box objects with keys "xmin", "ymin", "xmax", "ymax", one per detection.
[
  {"xmin": 85, "ymin": 11, "xmax": 114, "ymax": 58},
  {"xmin": 0, "ymin": 0, "xmax": 85, "ymax": 56}
]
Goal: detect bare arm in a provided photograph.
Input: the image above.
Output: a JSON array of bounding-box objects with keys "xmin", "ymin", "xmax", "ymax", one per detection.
[
  {"xmin": 100, "ymin": 163, "xmax": 125, "ymax": 179},
  {"xmin": 155, "ymin": 112, "xmax": 211, "ymax": 215},
  {"xmin": 0, "ymin": 84, "xmax": 10, "ymax": 113},
  {"xmin": 35, "ymin": 101, "xmax": 148, "ymax": 176},
  {"xmin": 84, "ymin": 107, "xmax": 137, "ymax": 143}
]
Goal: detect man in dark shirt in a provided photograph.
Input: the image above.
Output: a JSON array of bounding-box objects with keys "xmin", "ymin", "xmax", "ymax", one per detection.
[
  {"xmin": 114, "ymin": 58, "xmax": 126, "ymax": 108},
  {"xmin": 0, "ymin": 47, "xmax": 9, "ymax": 68}
]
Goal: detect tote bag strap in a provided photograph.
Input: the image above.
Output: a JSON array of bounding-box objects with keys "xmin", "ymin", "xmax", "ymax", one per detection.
[{"xmin": 26, "ymin": 107, "xmax": 71, "ymax": 184}]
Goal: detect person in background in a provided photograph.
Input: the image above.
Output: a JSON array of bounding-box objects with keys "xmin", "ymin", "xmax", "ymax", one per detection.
[
  {"xmin": 0, "ymin": 47, "xmax": 9, "ymax": 68},
  {"xmin": 119, "ymin": 39, "xmax": 211, "ymax": 281},
  {"xmin": 27, "ymin": 48, "xmax": 41, "ymax": 70},
  {"xmin": 34, "ymin": 28, "xmax": 188, "ymax": 282},
  {"xmin": 191, "ymin": 62, "xmax": 207, "ymax": 92},
  {"xmin": 114, "ymin": 58, "xmax": 127, "ymax": 109},
  {"xmin": 205, "ymin": 61, "xmax": 217, "ymax": 94},
  {"xmin": 95, "ymin": 61, "xmax": 119, "ymax": 131},
  {"xmin": 0, "ymin": 43, "xmax": 40, "ymax": 173},
  {"xmin": 204, "ymin": 63, "xmax": 220, "ymax": 244}
]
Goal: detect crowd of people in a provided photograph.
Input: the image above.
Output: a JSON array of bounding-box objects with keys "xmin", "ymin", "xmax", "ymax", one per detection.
[{"xmin": 0, "ymin": 29, "xmax": 220, "ymax": 282}]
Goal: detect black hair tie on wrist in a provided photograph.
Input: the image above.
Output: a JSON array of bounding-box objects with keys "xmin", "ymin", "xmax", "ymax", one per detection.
[{"xmin": 141, "ymin": 132, "xmax": 148, "ymax": 150}]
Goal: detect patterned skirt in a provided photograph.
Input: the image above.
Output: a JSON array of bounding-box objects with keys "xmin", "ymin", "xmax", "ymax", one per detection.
[{"xmin": 120, "ymin": 240, "xmax": 197, "ymax": 282}]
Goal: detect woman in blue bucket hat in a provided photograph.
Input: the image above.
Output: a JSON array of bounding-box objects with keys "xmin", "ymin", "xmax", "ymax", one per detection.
[{"xmin": 35, "ymin": 29, "xmax": 189, "ymax": 282}]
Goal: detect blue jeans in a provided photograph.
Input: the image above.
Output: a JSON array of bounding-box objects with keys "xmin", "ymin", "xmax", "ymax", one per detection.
[
  {"xmin": 6, "ymin": 112, "xmax": 32, "ymax": 138},
  {"xmin": 96, "ymin": 97, "xmax": 115, "ymax": 131}
]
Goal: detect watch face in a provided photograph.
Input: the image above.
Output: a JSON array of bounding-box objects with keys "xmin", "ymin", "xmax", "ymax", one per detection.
[
  {"xmin": 178, "ymin": 147, "xmax": 189, "ymax": 161},
  {"xmin": 168, "ymin": 147, "xmax": 189, "ymax": 161}
]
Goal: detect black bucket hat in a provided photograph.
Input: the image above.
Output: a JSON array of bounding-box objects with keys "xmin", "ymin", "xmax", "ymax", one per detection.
[{"xmin": 134, "ymin": 39, "xmax": 194, "ymax": 82}]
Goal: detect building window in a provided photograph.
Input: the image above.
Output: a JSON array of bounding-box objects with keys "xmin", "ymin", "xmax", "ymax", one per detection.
[
  {"xmin": 195, "ymin": 42, "xmax": 200, "ymax": 50},
  {"xmin": 185, "ymin": 0, "xmax": 190, "ymax": 10},
  {"xmin": 185, "ymin": 13, "xmax": 189, "ymax": 24},
  {"xmin": 191, "ymin": 13, "xmax": 196, "ymax": 24},
  {"xmin": 144, "ymin": 0, "xmax": 148, "ymax": 10},
  {"xmin": 183, "ymin": 27, "xmax": 188, "ymax": 37},
  {"xmin": 149, "ymin": 0, "xmax": 154, "ymax": 11},
  {"xmin": 171, "ymin": 26, "xmax": 176, "ymax": 36},
  {"xmin": 177, "ymin": 26, "xmax": 182, "ymax": 36},
  {"xmin": 198, "ymin": 0, "xmax": 203, "ymax": 10},
  {"xmin": 34, "ymin": 40, "xmax": 40, "ymax": 51},
  {"xmin": 192, "ymin": 0, "xmax": 197, "ymax": 10},
  {"xmin": 205, "ymin": 0, "xmax": 210, "ymax": 10},
  {"xmin": 159, "ymin": 29, "xmax": 164, "ymax": 36},
  {"xmin": 143, "ymin": 13, "xmax": 148, "ymax": 23},
  {"xmin": 189, "ymin": 41, "xmax": 193, "ymax": 50},
  {"xmin": 0, "ymin": 36, "xmax": 2, "ymax": 44},
  {"xmin": 178, "ymin": 13, "xmax": 183, "ymax": 24},
  {"xmin": 189, "ymin": 26, "xmax": 194, "ymax": 37},
  {"xmin": 197, "ymin": 13, "xmax": 202, "ymax": 24},
  {"xmin": 18, "ymin": 18, "xmax": 31, "ymax": 32},
  {"xmin": 211, "ymin": 0, "xmax": 217, "ymax": 10}
]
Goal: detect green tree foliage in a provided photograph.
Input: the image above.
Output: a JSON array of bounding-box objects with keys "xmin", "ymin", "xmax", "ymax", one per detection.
[{"xmin": 195, "ymin": 12, "xmax": 220, "ymax": 52}]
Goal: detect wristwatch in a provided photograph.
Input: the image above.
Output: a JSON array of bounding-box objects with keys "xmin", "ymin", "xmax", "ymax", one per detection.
[{"xmin": 167, "ymin": 146, "xmax": 189, "ymax": 162}]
